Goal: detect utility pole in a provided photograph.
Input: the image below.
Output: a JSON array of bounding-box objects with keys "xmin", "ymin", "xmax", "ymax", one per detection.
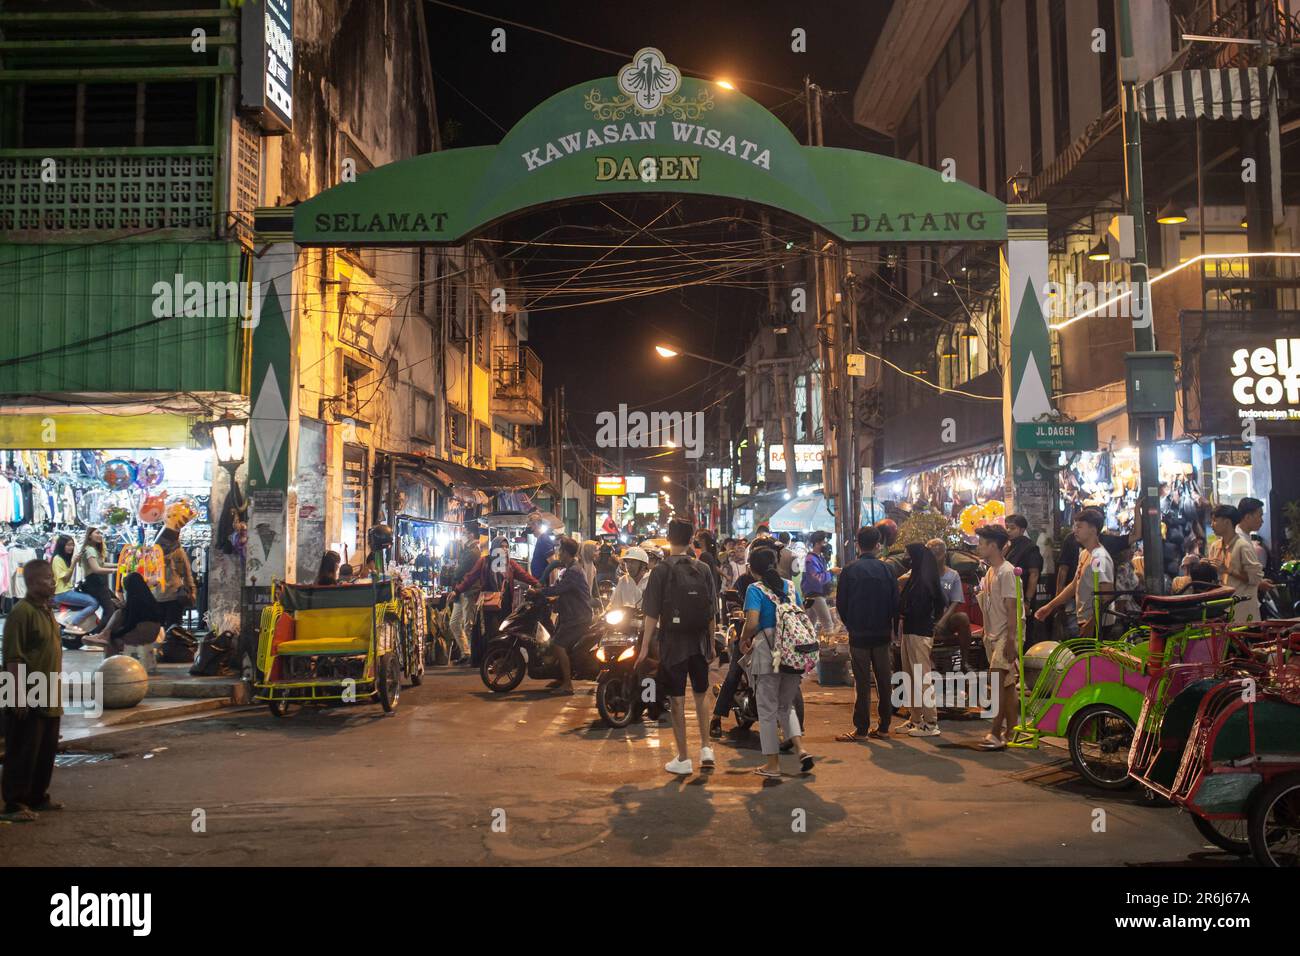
[
  {"xmin": 804, "ymin": 76, "xmax": 852, "ymax": 555},
  {"xmin": 1118, "ymin": 0, "xmax": 1167, "ymax": 596},
  {"xmin": 760, "ymin": 208, "xmax": 798, "ymax": 499}
]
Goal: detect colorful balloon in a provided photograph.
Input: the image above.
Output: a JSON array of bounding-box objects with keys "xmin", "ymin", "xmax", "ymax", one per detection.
[
  {"xmin": 103, "ymin": 459, "xmax": 137, "ymax": 489},
  {"xmin": 137, "ymin": 492, "xmax": 167, "ymax": 525},
  {"xmin": 164, "ymin": 495, "xmax": 199, "ymax": 531},
  {"xmin": 136, "ymin": 456, "xmax": 165, "ymax": 488}
]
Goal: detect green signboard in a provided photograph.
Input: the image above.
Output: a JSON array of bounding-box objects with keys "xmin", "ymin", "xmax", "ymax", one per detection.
[
  {"xmin": 1014, "ymin": 421, "xmax": 1098, "ymax": 451},
  {"xmin": 294, "ymin": 48, "xmax": 1007, "ymax": 247}
]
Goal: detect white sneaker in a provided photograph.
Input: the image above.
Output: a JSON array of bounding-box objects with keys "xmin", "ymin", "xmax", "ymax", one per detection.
[
  {"xmin": 895, "ymin": 721, "xmax": 919, "ymax": 734},
  {"xmin": 908, "ymin": 723, "xmax": 941, "ymax": 738},
  {"xmin": 700, "ymin": 747, "xmax": 715, "ymax": 770},
  {"xmin": 665, "ymin": 757, "xmax": 693, "ymax": 775}
]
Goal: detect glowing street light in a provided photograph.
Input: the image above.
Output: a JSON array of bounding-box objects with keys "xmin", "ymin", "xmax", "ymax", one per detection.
[
  {"xmin": 716, "ymin": 79, "xmax": 735, "ymax": 90},
  {"xmin": 652, "ymin": 343, "xmax": 743, "ymax": 371}
]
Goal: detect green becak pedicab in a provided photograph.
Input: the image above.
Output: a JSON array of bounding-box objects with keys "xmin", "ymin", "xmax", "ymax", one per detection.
[{"xmin": 1009, "ymin": 578, "xmax": 1239, "ymax": 790}]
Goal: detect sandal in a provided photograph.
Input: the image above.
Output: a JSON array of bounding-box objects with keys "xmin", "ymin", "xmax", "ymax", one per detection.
[
  {"xmin": 0, "ymin": 807, "xmax": 37, "ymax": 823},
  {"xmin": 752, "ymin": 767, "xmax": 782, "ymax": 779},
  {"xmin": 799, "ymin": 752, "xmax": 816, "ymax": 773},
  {"xmin": 835, "ymin": 731, "xmax": 865, "ymax": 742},
  {"xmin": 867, "ymin": 728, "xmax": 890, "ymax": 740},
  {"xmin": 978, "ymin": 734, "xmax": 1006, "ymax": 751},
  {"xmin": 544, "ymin": 679, "xmax": 563, "ymax": 689},
  {"xmin": 550, "ymin": 686, "xmax": 575, "ymax": 696}
]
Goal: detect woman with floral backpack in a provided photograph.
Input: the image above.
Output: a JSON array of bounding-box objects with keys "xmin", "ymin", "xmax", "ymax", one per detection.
[{"xmin": 739, "ymin": 547, "xmax": 816, "ymax": 778}]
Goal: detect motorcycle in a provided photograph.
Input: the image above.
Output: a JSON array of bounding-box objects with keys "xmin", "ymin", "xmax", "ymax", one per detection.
[
  {"xmin": 55, "ymin": 595, "xmax": 102, "ymax": 650},
  {"xmin": 1260, "ymin": 560, "xmax": 1300, "ymax": 620},
  {"xmin": 593, "ymin": 606, "xmax": 652, "ymax": 727},
  {"xmin": 479, "ymin": 590, "xmax": 603, "ymax": 693}
]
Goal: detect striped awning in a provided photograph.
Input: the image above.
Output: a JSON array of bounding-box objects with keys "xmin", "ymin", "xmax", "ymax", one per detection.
[{"xmin": 1138, "ymin": 67, "xmax": 1274, "ymax": 123}]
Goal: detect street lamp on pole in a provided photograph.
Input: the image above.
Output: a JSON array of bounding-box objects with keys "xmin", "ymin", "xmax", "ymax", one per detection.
[{"xmin": 653, "ymin": 344, "xmax": 745, "ymax": 372}]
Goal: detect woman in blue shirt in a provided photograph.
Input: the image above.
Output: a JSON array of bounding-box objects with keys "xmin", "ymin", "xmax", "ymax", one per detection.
[{"xmin": 739, "ymin": 548, "xmax": 815, "ymax": 777}]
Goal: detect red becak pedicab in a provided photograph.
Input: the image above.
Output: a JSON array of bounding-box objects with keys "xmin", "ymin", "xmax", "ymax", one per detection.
[{"xmin": 1129, "ymin": 619, "xmax": 1300, "ymax": 866}]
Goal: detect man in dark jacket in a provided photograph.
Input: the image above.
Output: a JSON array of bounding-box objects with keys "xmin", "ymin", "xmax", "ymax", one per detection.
[
  {"xmin": 533, "ymin": 537, "xmax": 591, "ymax": 695},
  {"xmin": 835, "ymin": 526, "xmax": 899, "ymax": 741}
]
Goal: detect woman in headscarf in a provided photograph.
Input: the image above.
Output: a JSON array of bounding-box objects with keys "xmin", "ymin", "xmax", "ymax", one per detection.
[
  {"xmin": 578, "ymin": 539, "xmax": 600, "ymax": 599},
  {"xmin": 454, "ymin": 537, "xmax": 537, "ymax": 667},
  {"xmin": 84, "ymin": 572, "xmax": 165, "ymax": 656}
]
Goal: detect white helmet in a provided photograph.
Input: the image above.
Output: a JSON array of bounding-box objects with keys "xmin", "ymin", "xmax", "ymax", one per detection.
[{"xmin": 622, "ymin": 546, "xmax": 649, "ymax": 564}]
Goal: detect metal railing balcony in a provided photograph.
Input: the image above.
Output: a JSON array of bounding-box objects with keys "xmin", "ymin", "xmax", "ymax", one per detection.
[
  {"xmin": 1199, "ymin": 254, "xmax": 1300, "ymax": 312},
  {"xmin": 490, "ymin": 345, "xmax": 544, "ymax": 424}
]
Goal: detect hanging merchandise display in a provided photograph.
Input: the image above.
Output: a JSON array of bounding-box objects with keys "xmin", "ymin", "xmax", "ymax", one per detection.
[
  {"xmin": 1, "ymin": 447, "xmax": 214, "ymax": 622},
  {"xmin": 876, "ymin": 448, "xmax": 1006, "ymax": 522},
  {"xmin": 1055, "ymin": 443, "xmax": 1206, "ymax": 536}
]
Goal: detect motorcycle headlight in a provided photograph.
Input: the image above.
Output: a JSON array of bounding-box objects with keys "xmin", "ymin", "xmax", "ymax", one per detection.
[
  {"xmin": 617, "ymin": 644, "xmax": 636, "ymax": 662},
  {"xmin": 604, "ymin": 608, "xmax": 625, "ymax": 626},
  {"xmin": 596, "ymin": 646, "xmax": 608, "ymax": 662}
]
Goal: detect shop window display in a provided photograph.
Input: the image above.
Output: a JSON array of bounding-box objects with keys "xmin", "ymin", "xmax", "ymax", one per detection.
[{"xmin": 0, "ymin": 448, "xmax": 212, "ymax": 628}]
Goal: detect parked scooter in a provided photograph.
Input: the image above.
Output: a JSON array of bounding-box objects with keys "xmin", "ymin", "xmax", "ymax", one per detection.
[
  {"xmin": 479, "ymin": 591, "xmax": 603, "ymax": 692},
  {"xmin": 55, "ymin": 596, "xmax": 101, "ymax": 650}
]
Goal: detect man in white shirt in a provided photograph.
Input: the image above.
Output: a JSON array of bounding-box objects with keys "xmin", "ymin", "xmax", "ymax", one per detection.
[
  {"xmin": 1035, "ymin": 508, "xmax": 1114, "ymax": 639},
  {"xmin": 1209, "ymin": 504, "xmax": 1262, "ymax": 623},
  {"xmin": 610, "ymin": 546, "xmax": 651, "ymax": 610}
]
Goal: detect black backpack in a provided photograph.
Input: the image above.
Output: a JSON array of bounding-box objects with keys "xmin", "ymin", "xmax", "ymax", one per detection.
[
  {"xmin": 661, "ymin": 556, "xmax": 712, "ymax": 633},
  {"xmin": 159, "ymin": 626, "xmax": 198, "ymax": 664},
  {"xmin": 189, "ymin": 630, "xmax": 236, "ymax": 676}
]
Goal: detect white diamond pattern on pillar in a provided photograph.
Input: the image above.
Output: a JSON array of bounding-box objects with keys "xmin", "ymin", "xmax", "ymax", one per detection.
[
  {"xmin": 1011, "ymin": 354, "xmax": 1052, "ymax": 422},
  {"xmin": 251, "ymin": 363, "xmax": 289, "ymax": 481}
]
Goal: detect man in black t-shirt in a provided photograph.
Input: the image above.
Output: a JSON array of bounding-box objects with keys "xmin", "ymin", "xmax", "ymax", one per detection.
[
  {"xmin": 1005, "ymin": 515, "xmax": 1044, "ymax": 645},
  {"xmin": 637, "ymin": 518, "xmax": 717, "ymax": 776}
]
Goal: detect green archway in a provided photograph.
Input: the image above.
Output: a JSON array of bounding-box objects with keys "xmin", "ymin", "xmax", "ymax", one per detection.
[
  {"xmin": 293, "ymin": 50, "xmax": 1006, "ymax": 246},
  {"xmin": 256, "ymin": 50, "xmax": 1050, "ymax": 590}
]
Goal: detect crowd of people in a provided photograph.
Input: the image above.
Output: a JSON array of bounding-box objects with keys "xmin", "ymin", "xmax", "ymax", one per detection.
[{"xmin": 32, "ymin": 526, "xmax": 197, "ymax": 656}]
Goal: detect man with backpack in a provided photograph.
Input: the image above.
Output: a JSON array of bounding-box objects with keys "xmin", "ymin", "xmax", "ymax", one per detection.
[{"xmin": 637, "ymin": 518, "xmax": 717, "ymax": 775}]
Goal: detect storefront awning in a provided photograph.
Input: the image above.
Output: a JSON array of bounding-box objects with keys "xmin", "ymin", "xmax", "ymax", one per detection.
[
  {"xmin": 1139, "ymin": 67, "xmax": 1274, "ymax": 123},
  {"xmin": 0, "ymin": 412, "xmax": 197, "ymax": 449},
  {"xmin": 386, "ymin": 452, "xmax": 556, "ymax": 498},
  {"xmin": 768, "ymin": 494, "xmax": 835, "ymax": 534}
]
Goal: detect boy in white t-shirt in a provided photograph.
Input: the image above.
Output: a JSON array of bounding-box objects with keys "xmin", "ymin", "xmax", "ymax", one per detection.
[{"xmin": 976, "ymin": 525, "xmax": 1019, "ymax": 750}]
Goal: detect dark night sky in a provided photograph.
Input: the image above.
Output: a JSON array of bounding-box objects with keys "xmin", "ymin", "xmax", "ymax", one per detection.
[{"xmin": 424, "ymin": 0, "xmax": 894, "ymax": 478}]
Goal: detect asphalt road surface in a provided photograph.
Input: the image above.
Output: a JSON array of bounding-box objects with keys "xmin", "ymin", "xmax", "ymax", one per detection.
[{"xmin": 2, "ymin": 669, "xmax": 1249, "ymax": 867}]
